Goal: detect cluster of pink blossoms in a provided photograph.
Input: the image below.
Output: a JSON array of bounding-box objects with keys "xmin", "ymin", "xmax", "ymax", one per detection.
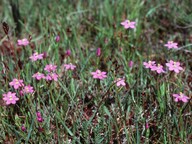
[
  {"xmin": 121, "ymin": 20, "xmax": 136, "ymax": 29},
  {"xmin": 143, "ymin": 61, "xmax": 165, "ymax": 73},
  {"xmin": 143, "ymin": 60, "xmax": 183, "ymax": 74},
  {"xmin": 2, "ymin": 78, "xmax": 34, "ymax": 105},
  {"xmin": 33, "ymin": 64, "xmax": 58, "ymax": 81}
]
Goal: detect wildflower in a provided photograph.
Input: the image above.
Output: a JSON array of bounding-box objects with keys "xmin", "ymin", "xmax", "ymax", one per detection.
[
  {"xmin": 50, "ymin": 73, "xmax": 58, "ymax": 81},
  {"xmin": 145, "ymin": 122, "xmax": 149, "ymax": 129},
  {"xmin": 22, "ymin": 85, "xmax": 34, "ymax": 94},
  {"xmin": 121, "ymin": 20, "xmax": 136, "ymax": 29},
  {"xmin": 65, "ymin": 49, "xmax": 71, "ymax": 56},
  {"xmin": 2, "ymin": 92, "xmax": 19, "ymax": 105},
  {"xmin": 164, "ymin": 41, "xmax": 178, "ymax": 49},
  {"xmin": 166, "ymin": 60, "xmax": 183, "ymax": 73},
  {"xmin": 9, "ymin": 78, "xmax": 24, "ymax": 89},
  {"xmin": 114, "ymin": 78, "xmax": 126, "ymax": 87},
  {"xmin": 96, "ymin": 48, "xmax": 101, "ymax": 57},
  {"xmin": 17, "ymin": 38, "xmax": 29, "ymax": 46},
  {"xmin": 36, "ymin": 112, "xmax": 44, "ymax": 122},
  {"xmin": 143, "ymin": 61, "xmax": 156, "ymax": 69},
  {"xmin": 91, "ymin": 69, "xmax": 107, "ymax": 80},
  {"xmin": 44, "ymin": 64, "xmax": 57, "ymax": 72},
  {"xmin": 63, "ymin": 63, "xmax": 76, "ymax": 70},
  {"xmin": 128, "ymin": 61, "xmax": 134, "ymax": 68},
  {"xmin": 172, "ymin": 92, "xmax": 190, "ymax": 103},
  {"xmin": 55, "ymin": 35, "xmax": 60, "ymax": 42},
  {"xmin": 29, "ymin": 52, "xmax": 44, "ymax": 62},
  {"xmin": 151, "ymin": 64, "xmax": 165, "ymax": 73},
  {"xmin": 45, "ymin": 74, "xmax": 52, "ymax": 81},
  {"xmin": 32, "ymin": 72, "xmax": 45, "ymax": 80},
  {"xmin": 21, "ymin": 125, "xmax": 26, "ymax": 132}
]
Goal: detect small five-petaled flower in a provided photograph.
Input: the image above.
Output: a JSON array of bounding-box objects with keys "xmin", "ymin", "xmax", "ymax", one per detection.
[
  {"xmin": 164, "ymin": 41, "xmax": 178, "ymax": 49},
  {"xmin": 22, "ymin": 85, "xmax": 34, "ymax": 94},
  {"xmin": 166, "ymin": 60, "xmax": 183, "ymax": 73},
  {"xmin": 32, "ymin": 72, "xmax": 45, "ymax": 80},
  {"xmin": 9, "ymin": 78, "xmax": 24, "ymax": 89},
  {"xmin": 121, "ymin": 20, "xmax": 136, "ymax": 29},
  {"xmin": 114, "ymin": 78, "xmax": 126, "ymax": 87},
  {"xmin": 29, "ymin": 52, "xmax": 44, "ymax": 62},
  {"xmin": 91, "ymin": 69, "xmax": 107, "ymax": 80},
  {"xmin": 172, "ymin": 92, "xmax": 190, "ymax": 103},
  {"xmin": 3, "ymin": 92, "xmax": 19, "ymax": 105}
]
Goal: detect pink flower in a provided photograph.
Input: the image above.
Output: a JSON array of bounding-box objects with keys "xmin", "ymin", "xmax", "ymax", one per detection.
[
  {"xmin": 45, "ymin": 74, "xmax": 52, "ymax": 81},
  {"xmin": 50, "ymin": 73, "xmax": 58, "ymax": 81},
  {"xmin": 63, "ymin": 63, "xmax": 76, "ymax": 70},
  {"xmin": 91, "ymin": 69, "xmax": 107, "ymax": 80},
  {"xmin": 36, "ymin": 112, "xmax": 44, "ymax": 122},
  {"xmin": 166, "ymin": 60, "xmax": 183, "ymax": 73},
  {"xmin": 121, "ymin": 20, "xmax": 136, "ymax": 29},
  {"xmin": 2, "ymin": 92, "xmax": 19, "ymax": 105},
  {"xmin": 29, "ymin": 52, "xmax": 44, "ymax": 62},
  {"xmin": 32, "ymin": 72, "xmax": 45, "ymax": 80},
  {"xmin": 9, "ymin": 78, "xmax": 24, "ymax": 89},
  {"xmin": 172, "ymin": 92, "xmax": 190, "ymax": 103},
  {"xmin": 21, "ymin": 125, "xmax": 26, "ymax": 132},
  {"xmin": 96, "ymin": 48, "xmax": 101, "ymax": 57},
  {"xmin": 128, "ymin": 61, "xmax": 134, "ymax": 68},
  {"xmin": 55, "ymin": 35, "xmax": 60, "ymax": 42},
  {"xmin": 45, "ymin": 73, "xmax": 58, "ymax": 81},
  {"xmin": 143, "ymin": 61, "xmax": 156, "ymax": 69},
  {"xmin": 44, "ymin": 64, "xmax": 57, "ymax": 72},
  {"xmin": 151, "ymin": 64, "xmax": 165, "ymax": 73},
  {"xmin": 65, "ymin": 49, "xmax": 71, "ymax": 56},
  {"xmin": 145, "ymin": 123, "xmax": 149, "ymax": 129},
  {"xmin": 164, "ymin": 41, "xmax": 178, "ymax": 49},
  {"xmin": 17, "ymin": 38, "xmax": 29, "ymax": 46},
  {"xmin": 114, "ymin": 78, "xmax": 126, "ymax": 87},
  {"xmin": 22, "ymin": 85, "xmax": 34, "ymax": 94}
]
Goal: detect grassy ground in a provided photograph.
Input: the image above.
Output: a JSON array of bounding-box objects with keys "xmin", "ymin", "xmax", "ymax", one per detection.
[{"xmin": 0, "ymin": 0, "xmax": 191, "ymax": 143}]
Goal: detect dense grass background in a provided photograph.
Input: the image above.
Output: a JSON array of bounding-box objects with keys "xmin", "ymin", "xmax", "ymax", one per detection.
[{"xmin": 0, "ymin": 0, "xmax": 191, "ymax": 143}]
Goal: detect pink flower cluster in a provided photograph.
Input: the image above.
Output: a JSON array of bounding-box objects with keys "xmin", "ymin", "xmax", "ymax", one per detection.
[
  {"xmin": 2, "ymin": 78, "xmax": 34, "ymax": 105},
  {"xmin": 121, "ymin": 20, "xmax": 136, "ymax": 29},
  {"xmin": 32, "ymin": 64, "xmax": 58, "ymax": 81},
  {"xmin": 143, "ymin": 60, "xmax": 183, "ymax": 74}
]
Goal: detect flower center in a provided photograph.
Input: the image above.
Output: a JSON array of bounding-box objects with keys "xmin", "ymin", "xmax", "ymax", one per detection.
[
  {"xmin": 9, "ymin": 96, "xmax": 13, "ymax": 100},
  {"xmin": 179, "ymin": 92, "xmax": 183, "ymax": 98}
]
